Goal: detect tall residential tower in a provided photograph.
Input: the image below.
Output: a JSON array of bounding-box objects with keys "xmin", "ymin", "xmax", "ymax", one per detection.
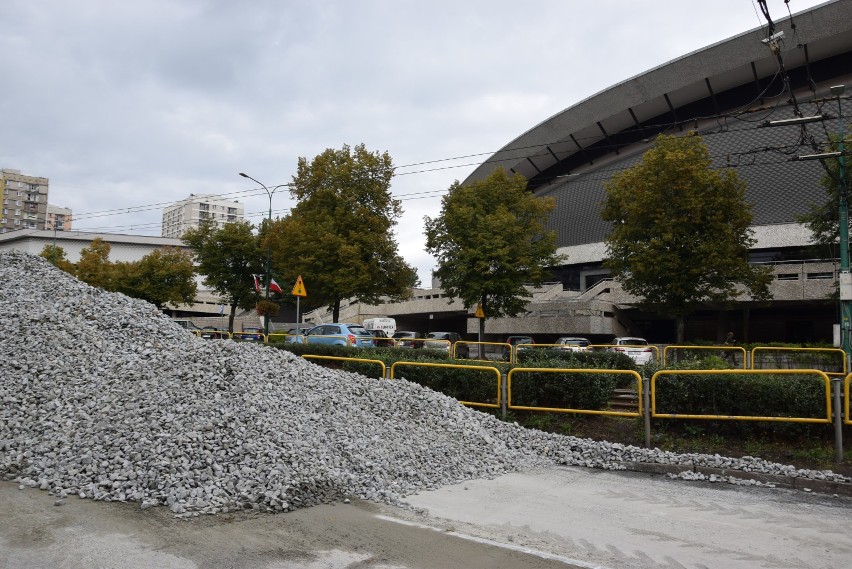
[
  {"xmin": 161, "ymin": 194, "xmax": 245, "ymax": 238},
  {"xmin": 1, "ymin": 169, "xmax": 49, "ymax": 234}
]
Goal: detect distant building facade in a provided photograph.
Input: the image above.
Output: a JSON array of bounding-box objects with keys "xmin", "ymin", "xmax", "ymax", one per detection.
[
  {"xmin": 45, "ymin": 205, "xmax": 73, "ymax": 231},
  {"xmin": 0, "ymin": 229, "xmax": 230, "ymax": 318},
  {"xmin": 1, "ymin": 168, "xmax": 49, "ymax": 234},
  {"xmin": 161, "ymin": 194, "xmax": 245, "ymax": 238}
]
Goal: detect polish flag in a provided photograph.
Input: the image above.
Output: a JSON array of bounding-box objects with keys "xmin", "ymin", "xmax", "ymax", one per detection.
[
  {"xmin": 269, "ymin": 278, "xmax": 284, "ymax": 295},
  {"xmin": 253, "ymin": 274, "xmax": 261, "ymax": 293}
]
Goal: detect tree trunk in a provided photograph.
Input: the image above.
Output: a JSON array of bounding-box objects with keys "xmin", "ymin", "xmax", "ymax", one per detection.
[
  {"xmin": 332, "ymin": 299, "xmax": 341, "ymax": 323},
  {"xmin": 676, "ymin": 316, "xmax": 685, "ymax": 343},
  {"xmin": 228, "ymin": 304, "xmax": 237, "ymax": 333}
]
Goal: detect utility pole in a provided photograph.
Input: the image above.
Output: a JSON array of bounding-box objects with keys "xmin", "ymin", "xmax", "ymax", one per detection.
[
  {"xmin": 831, "ymin": 85, "xmax": 851, "ymax": 371},
  {"xmin": 238, "ymin": 173, "xmax": 287, "ymax": 337},
  {"xmin": 766, "ymin": 85, "xmax": 850, "ymax": 369}
]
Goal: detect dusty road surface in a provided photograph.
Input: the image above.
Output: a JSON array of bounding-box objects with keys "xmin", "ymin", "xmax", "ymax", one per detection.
[{"xmin": 3, "ymin": 466, "xmax": 851, "ymax": 569}]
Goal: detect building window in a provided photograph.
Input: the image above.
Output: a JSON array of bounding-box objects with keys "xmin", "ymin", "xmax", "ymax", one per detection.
[{"xmin": 807, "ymin": 272, "xmax": 833, "ymax": 280}]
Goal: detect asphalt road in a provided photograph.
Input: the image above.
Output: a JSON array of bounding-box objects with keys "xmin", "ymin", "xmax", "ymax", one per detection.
[{"xmin": 2, "ymin": 466, "xmax": 851, "ymax": 569}]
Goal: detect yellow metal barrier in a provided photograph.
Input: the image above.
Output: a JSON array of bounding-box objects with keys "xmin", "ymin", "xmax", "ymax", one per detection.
[
  {"xmin": 845, "ymin": 373, "xmax": 852, "ymax": 426},
  {"xmin": 267, "ymin": 333, "xmax": 301, "ymax": 344},
  {"xmin": 393, "ymin": 337, "xmax": 430, "ymax": 349},
  {"xmin": 303, "ymin": 355, "xmax": 387, "ymax": 379},
  {"xmin": 507, "ymin": 368, "xmax": 643, "ymax": 418},
  {"xmin": 651, "ymin": 369, "xmax": 832, "ymax": 423},
  {"xmin": 421, "ymin": 338, "xmax": 451, "ymax": 354},
  {"xmin": 526, "ymin": 343, "xmax": 590, "ymax": 352},
  {"xmin": 390, "ymin": 361, "xmax": 501, "ymax": 408},
  {"xmin": 457, "ymin": 341, "xmax": 511, "ymax": 362},
  {"xmin": 232, "ymin": 331, "xmax": 266, "ymax": 343},
  {"xmin": 751, "ymin": 347, "xmax": 846, "ymax": 378},
  {"xmin": 589, "ymin": 343, "xmax": 660, "ymax": 361},
  {"xmin": 662, "ymin": 345, "xmax": 747, "ymax": 369}
]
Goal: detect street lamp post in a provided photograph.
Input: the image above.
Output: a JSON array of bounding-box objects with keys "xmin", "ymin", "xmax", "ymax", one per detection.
[
  {"xmin": 831, "ymin": 85, "xmax": 851, "ymax": 370},
  {"xmin": 239, "ymin": 172, "xmax": 286, "ymax": 337}
]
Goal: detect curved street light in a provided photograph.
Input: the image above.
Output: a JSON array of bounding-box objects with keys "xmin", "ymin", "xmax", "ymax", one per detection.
[{"xmin": 239, "ymin": 172, "xmax": 288, "ymax": 336}]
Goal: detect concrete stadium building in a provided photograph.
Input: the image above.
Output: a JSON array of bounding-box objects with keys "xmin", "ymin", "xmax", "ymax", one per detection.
[{"xmin": 321, "ymin": 0, "xmax": 852, "ymax": 344}]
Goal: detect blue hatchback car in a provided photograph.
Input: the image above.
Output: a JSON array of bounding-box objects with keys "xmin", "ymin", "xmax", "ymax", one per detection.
[{"xmin": 293, "ymin": 323, "xmax": 374, "ymax": 347}]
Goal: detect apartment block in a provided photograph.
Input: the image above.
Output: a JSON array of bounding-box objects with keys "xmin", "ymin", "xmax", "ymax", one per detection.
[
  {"xmin": 45, "ymin": 204, "xmax": 73, "ymax": 231},
  {"xmin": 161, "ymin": 194, "xmax": 244, "ymax": 239},
  {"xmin": 1, "ymin": 169, "xmax": 49, "ymax": 234}
]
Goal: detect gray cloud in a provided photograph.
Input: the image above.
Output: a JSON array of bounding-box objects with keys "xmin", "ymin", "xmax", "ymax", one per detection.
[{"xmin": 1, "ymin": 0, "xmax": 824, "ymax": 282}]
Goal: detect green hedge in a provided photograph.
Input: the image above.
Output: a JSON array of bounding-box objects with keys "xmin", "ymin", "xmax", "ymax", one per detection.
[
  {"xmin": 510, "ymin": 350, "xmax": 640, "ymax": 410},
  {"xmin": 273, "ymin": 343, "xmax": 631, "ymax": 409},
  {"xmin": 651, "ymin": 359, "xmax": 830, "ymax": 446},
  {"xmin": 654, "ymin": 368, "xmax": 829, "ymax": 420}
]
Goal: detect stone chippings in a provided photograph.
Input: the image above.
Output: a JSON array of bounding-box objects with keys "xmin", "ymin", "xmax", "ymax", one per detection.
[{"xmin": 0, "ymin": 251, "xmax": 848, "ymax": 516}]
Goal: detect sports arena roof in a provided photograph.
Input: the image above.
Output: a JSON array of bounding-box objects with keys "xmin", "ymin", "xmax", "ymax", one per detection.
[{"xmin": 464, "ymin": 0, "xmax": 852, "ymax": 249}]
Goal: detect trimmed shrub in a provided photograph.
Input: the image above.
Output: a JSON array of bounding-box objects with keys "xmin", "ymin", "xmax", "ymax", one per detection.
[{"xmin": 509, "ymin": 350, "xmax": 640, "ymax": 411}]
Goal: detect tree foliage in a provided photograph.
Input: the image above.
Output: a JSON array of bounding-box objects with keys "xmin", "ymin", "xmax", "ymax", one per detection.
[
  {"xmin": 424, "ymin": 168, "xmax": 562, "ymax": 318},
  {"xmin": 39, "ymin": 244, "xmax": 75, "ymax": 274},
  {"xmin": 601, "ymin": 133, "xmax": 772, "ymax": 340},
  {"xmin": 45, "ymin": 239, "xmax": 197, "ymax": 311},
  {"xmin": 113, "ymin": 247, "xmax": 197, "ymax": 309},
  {"xmin": 797, "ymin": 133, "xmax": 852, "ymax": 253},
  {"xmin": 183, "ymin": 220, "xmax": 263, "ymax": 331},
  {"xmin": 75, "ymin": 238, "xmax": 115, "ymax": 290},
  {"xmin": 268, "ymin": 143, "xmax": 418, "ymax": 322}
]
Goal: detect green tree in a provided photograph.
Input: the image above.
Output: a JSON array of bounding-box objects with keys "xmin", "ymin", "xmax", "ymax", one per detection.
[
  {"xmin": 424, "ymin": 168, "xmax": 563, "ymax": 347},
  {"xmin": 183, "ymin": 220, "xmax": 263, "ymax": 332},
  {"xmin": 114, "ymin": 248, "xmax": 197, "ymax": 310},
  {"xmin": 268, "ymin": 143, "xmax": 418, "ymax": 322},
  {"xmin": 601, "ymin": 133, "xmax": 772, "ymax": 342},
  {"xmin": 39, "ymin": 244, "xmax": 75, "ymax": 274},
  {"xmin": 75, "ymin": 238, "xmax": 115, "ymax": 290}
]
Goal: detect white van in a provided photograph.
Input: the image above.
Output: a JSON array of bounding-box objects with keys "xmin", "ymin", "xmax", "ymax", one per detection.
[{"xmin": 362, "ymin": 318, "xmax": 396, "ymax": 337}]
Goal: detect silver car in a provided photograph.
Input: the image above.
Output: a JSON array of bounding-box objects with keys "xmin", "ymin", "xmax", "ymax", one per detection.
[
  {"xmin": 611, "ymin": 337, "xmax": 654, "ymax": 365},
  {"xmin": 552, "ymin": 337, "xmax": 591, "ymax": 352}
]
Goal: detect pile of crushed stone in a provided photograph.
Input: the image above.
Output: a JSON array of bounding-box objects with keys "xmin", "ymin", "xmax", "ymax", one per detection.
[{"xmin": 0, "ymin": 251, "xmax": 847, "ymax": 515}]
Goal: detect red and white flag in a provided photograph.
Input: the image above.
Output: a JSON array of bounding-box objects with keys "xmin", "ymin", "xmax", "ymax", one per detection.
[
  {"xmin": 269, "ymin": 278, "xmax": 284, "ymax": 295},
  {"xmin": 253, "ymin": 274, "xmax": 261, "ymax": 293}
]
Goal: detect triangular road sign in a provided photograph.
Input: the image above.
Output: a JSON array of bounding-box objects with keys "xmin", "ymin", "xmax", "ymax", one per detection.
[{"xmin": 292, "ymin": 275, "xmax": 307, "ymax": 297}]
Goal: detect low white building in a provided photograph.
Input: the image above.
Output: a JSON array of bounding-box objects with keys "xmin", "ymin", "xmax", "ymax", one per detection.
[{"xmin": 0, "ymin": 229, "xmax": 228, "ymax": 318}]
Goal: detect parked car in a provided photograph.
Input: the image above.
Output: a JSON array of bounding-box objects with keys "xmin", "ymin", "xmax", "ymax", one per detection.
[
  {"xmin": 366, "ymin": 329, "xmax": 394, "ymax": 347},
  {"xmin": 236, "ymin": 327, "xmax": 265, "ymax": 342},
  {"xmin": 294, "ymin": 323, "xmax": 374, "ymax": 347},
  {"xmin": 423, "ymin": 331, "xmax": 470, "ymax": 358},
  {"xmin": 392, "ymin": 330, "xmax": 425, "ymax": 348},
  {"xmin": 200, "ymin": 326, "xmax": 227, "ymax": 340},
  {"xmin": 611, "ymin": 337, "xmax": 655, "ymax": 365},
  {"xmin": 172, "ymin": 319, "xmax": 201, "ymax": 332},
  {"xmin": 552, "ymin": 337, "xmax": 591, "ymax": 352},
  {"xmin": 503, "ymin": 335, "xmax": 535, "ymax": 360}
]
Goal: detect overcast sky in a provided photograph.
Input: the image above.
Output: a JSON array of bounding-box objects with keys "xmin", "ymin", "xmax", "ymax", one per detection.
[{"xmin": 2, "ymin": 0, "xmax": 828, "ymax": 285}]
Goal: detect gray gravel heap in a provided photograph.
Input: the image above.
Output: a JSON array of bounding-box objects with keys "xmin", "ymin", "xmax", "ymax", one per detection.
[{"xmin": 0, "ymin": 251, "xmax": 848, "ymax": 515}]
